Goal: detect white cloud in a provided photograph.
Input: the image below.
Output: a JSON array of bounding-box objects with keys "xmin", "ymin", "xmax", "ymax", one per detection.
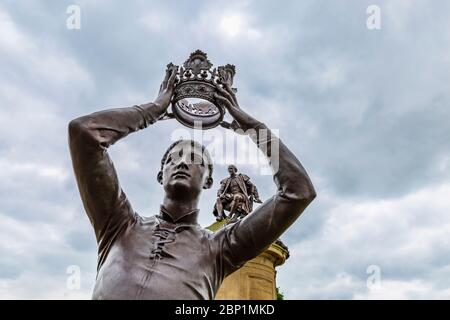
[
  {"xmin": 0, "ymin": 214, "xmax": 61, "ymax": 254},
  {"xmin": 0, "ymin": 6, "xmax": 94, "ymax": 94},
  {"xmin": 278, "ymin": 183, "xmax": 450, "ymax": 299},
  {"xmin": 0, "ymin": 270, "xmax": 94, "ymax": 300},
  {"xmin": 0, "ymin": 8, "xmax": 29, "ymax": 51},
  {"xmin": 356, "ymin": 279, "xmax": 450, "ymax": 300},
  {"xmin": 0, "ymin": 159, "xmax": 69, "ymax": 183},
  {"xmin": 140, "ymin": 11, "xmax": 171, "ymax": 33},
  {"xmin": 219, "ymin": 13, "xmax": 262, "ymax": 40}
]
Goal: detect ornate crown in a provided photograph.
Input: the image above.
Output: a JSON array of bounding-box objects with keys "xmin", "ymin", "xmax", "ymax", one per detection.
[{"xmin": 169, "ymin": 50, "xmax": 236, "ymax": 129}]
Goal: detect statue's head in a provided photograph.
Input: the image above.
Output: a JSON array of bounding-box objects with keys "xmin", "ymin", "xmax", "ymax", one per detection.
[
  {"xmin": 228, "ymin": 164, "xmax": 237, "ymax": 175},
  {"xmin": 158, "ymin": 140, "xmax": 213, "ymax": 200}
]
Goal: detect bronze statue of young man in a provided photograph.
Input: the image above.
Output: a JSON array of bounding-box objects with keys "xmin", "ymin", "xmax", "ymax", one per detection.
[
  {"xmin": 68, "ymin": 66, "xmax": 316, "ymax": 300},
  {"xmin": 213, "ymin": 164, "xmax": 262, "ymax": 222}
]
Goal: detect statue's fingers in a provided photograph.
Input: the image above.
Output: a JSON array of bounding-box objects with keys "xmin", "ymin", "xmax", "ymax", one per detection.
[
  {"xmin": 163, "ymin": 68, "xmax": 171, "ymax": 84},
  {"xmin": 230, "ymin": 120, "xmax": 245, "ymax": 134},
  {"xmin": 214, "ymin": 83, "xmax": 235, "ymax": 104},
  {"xmin": 219, "ymin": 121, "xmax": 231, "ymax": 129},
  {"xmin": 168, "ymin": 66, "xmax": 177, "ymax": 86},
  {"xmin": 224, "ymin": 83, "xmax": 238, "ymax": 105},
  {"xmin": 216, "ymin": 84, "xmax": 233, "ymax": 101},
  {"xmin": 214, "ymin": 93, "xmax": 233, "ymax": 111}
]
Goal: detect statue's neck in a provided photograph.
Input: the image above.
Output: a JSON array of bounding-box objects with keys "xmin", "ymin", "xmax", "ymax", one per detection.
[{"xmin": 161, "ymin": 196, "xmax": 199, "ymax": 223}]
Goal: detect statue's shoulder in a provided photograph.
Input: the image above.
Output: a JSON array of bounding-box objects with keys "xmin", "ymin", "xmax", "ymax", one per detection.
[
  {"xmin": 220, "ymin": 177, "xmax": 229, "ymax": 184},
  {"xmin": 199, "ymin": 226, "xmax": 215, "ymax": 238},
  {"xmin": 238, "ymin": 173, "xmax": 250, "ymax": 181}
]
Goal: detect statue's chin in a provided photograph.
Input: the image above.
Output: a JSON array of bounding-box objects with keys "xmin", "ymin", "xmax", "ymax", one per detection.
[{"xmin": 165, "ymin": 180, "xmax": 201, "ymax": 199}]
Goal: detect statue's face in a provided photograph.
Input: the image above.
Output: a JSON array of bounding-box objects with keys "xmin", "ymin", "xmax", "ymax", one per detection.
[
  {"xmin": 228, "ymin": 166, "xmax": 237, "ymax": 175},
  {"xmin": 159, "ymin": 142, "xmax": 212, "ymax": 199}
]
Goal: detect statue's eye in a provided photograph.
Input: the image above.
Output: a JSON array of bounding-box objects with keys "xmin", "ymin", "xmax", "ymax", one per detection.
[{"xmin": 191, "ymin": 153, "xmax": 204, "ymax": 166}]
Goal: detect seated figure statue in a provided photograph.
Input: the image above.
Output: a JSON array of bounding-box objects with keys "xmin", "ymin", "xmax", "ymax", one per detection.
[{"xmin": 213, "ymin": 164, "xmax": 262, "ymax": 222}]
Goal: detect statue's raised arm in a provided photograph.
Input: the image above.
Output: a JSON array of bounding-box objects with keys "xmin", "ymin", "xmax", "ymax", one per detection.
[
  {"xmin": 68, "ymin": 66, "xmax": 177, "ymax": 269},
  {"xmin": 212, "ymin": 82, "xmax": 316, "ymax": 276}
]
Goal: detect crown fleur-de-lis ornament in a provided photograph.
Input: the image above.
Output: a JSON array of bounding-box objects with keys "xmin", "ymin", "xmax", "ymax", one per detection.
[{"xmin": 162, "ymin": 50, "xmax": 237, "ymax": 129}]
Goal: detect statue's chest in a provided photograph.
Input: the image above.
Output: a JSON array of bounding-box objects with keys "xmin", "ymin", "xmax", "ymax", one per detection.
[
  {"xmin": 113, "ymin": 217, "xmax": 212, "ymax": 266},
  {"xmin": 229, "ymin": 178, "xmax": 241, "ymax": 192}
]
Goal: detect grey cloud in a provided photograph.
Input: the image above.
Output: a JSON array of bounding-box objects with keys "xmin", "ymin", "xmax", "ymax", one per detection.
[{"xmin": 1, "ymin": 0, "xmax": 450, "ymax": 299}]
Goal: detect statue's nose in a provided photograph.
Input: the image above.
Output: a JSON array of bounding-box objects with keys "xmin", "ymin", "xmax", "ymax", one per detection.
[
  {"xmin": 175, "ymin": 161, "xmax": 188, "ymax": 170},
  {"xmin": 174, "ymin": 153, "xmax": 189, "ymax": 169}
]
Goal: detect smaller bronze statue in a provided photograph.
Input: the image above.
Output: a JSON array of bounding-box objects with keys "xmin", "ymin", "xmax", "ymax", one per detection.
[{"xmin": 213, "ymin": 165, "xmax": 262, "ymax": 222}]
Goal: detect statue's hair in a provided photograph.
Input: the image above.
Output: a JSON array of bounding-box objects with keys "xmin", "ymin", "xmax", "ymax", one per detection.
[{"xmin": 160, "ymin": 139, "xmax": 213, "ymax": 179}]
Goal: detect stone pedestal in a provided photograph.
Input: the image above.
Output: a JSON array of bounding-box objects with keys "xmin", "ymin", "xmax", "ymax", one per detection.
[{"xmin": 208, "ymin": 220, "xmax": 289, "ymax": 300}]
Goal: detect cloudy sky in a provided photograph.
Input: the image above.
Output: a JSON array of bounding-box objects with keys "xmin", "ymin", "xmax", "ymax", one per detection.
[{"xmin": 1, "ymin": 0, "xmax": 450, "ymax": 299}]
